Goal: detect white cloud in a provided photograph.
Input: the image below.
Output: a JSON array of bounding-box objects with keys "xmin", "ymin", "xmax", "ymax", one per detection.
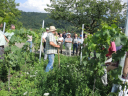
[
  {"xmin": 17, "ymin": 0, "xmax": 51, "ymax": 13},
  {"xmin": 17, "ymin": 0, "xmax": 127, "ymax": 13}
]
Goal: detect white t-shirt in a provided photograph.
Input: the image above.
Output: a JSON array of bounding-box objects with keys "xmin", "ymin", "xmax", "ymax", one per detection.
[
  {"xmin": 42, "ymin": 32, "xmax": 47, "ymax": 39},
  {"xmin": 57, "ymin": 37, "xmax": 64, "ymax": 44},
  {"xmin": 78, "ymin": 38, "xmax": 83, "ymax": 44},
  {"xmin": 0, "ymin": 30, "xmax": 6, "ymax": 46},
  {"xmin": 73, "ymin": 38, "xmax": 78, "ymax": 43},
  {"xmin": 27, "ymin": 35, "xmax": 32, "ymax": 41}
]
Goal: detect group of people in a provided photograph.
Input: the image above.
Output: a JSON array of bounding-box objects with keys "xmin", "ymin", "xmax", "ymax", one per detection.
[
  {"xmin": 42, "ymin": 26, "xmax": 88, "ymax": 72},
  {"xmin": 42, "ymin": 28, "xmax": 87, "ymax": 58}
]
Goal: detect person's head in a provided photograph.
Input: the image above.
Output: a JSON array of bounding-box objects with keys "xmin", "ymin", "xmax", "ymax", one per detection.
[
  {"xmin": 85, "ymin": 35, "xmax": 87, "ymax": 38},
  {"xmin": 49, "ymin": 26, "xmax": 56, "ymax": 34},
  {"xmin": 75, "ymin": 34, "xmax": 78, "ymax": 37},
  {"xmin": 0, "ymin": 23, "xmax": 3, "ymax": 29},
  {"xmin": 60, "ymin": 33, "xmax": 62, "ymax": 37},
  {"xmin": 55, "ymin": 32, "xmax": 58, "ymax": 36},
  {"xmin": 67, "ymin": 33, "xmax": 71, "ymax": 38},
  {"xmin": 46, "ymin": 28, "xmax": 49, "ymax": 32},
  {"xmin": 11, "ymin": 24, "xmax": 15, "ymax": 30}
]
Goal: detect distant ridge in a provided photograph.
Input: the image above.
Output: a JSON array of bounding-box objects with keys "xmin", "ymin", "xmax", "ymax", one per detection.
[{"xmin": 18, "ymin": 12, "xmax": 71, "ymax": 29}]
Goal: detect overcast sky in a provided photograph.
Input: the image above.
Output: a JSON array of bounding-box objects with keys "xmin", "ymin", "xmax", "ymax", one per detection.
[{"xmin": 15, "ymin": 0, "xmax": 127, "ymax": 13}]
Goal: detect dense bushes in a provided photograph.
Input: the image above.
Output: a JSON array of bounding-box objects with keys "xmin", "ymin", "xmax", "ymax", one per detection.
[{"xmin": 1, "ymin": 24, "xmax": 128, "ymax": 95}]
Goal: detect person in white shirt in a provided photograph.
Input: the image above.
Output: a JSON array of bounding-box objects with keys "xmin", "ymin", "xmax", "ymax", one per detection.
[
  {"xmin": 65, "ymin": 33, "xmax": 72, "ymax": 56},
  {"xmin": 27, "ymin": 34, "xmax": 32, "ymax": 52},
  {"xmin": 42, "ymin": 28, "xmax": 49, "ymax": 61},
  {"xmin": 78, "ymin": 35, "xmax": 83, "ymax": 56},
  {"xmin": 57, "ymin": 33, "xmax": 64, "ymax": 54},
  {"xmin": 0, "ymin": 24, "xmax": 9, "ymax": 60}
]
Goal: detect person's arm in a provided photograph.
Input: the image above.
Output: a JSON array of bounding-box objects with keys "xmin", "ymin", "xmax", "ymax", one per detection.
[
  {"xmin": 58, "ymin": 40, "xmax": 63, "ymax": 42},
  {"xmin": 65, "ymin": 39, "xmax": 72, "ymax": 43},
  {"xmin": 43, "ymin": 38, "xmax": 46, "ymax": 42},
  {"xmin": 65, "ymin": 38, "xmax": 68, "ymax": 43},
  {"xmin": 4, "ymin": 35, "xmax": 9, "ymax": 43},
  {"xmin": 42, "ymin": 33, "xmax": 47, "ymax": 42},
  {"xmin": 50, "ymin": 41, "xmax": 60, "ymax": 48},
  {"xmin": 66, "ymin": 41, "xmax": 72, "ymax": 43}
]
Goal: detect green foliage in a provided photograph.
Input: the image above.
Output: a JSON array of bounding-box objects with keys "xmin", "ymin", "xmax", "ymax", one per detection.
[
  {"xmin": 1, "ymin": 21, "xmax": 128, "ymax": 95},
  {"xmin": 83, "ymin": 23, "xmax": 128, "ymax": 95},
  {"xmin": 0, "ymin": 0, "xmax": 22, "ymax": 29},
  {"xmin": 46, "ymin": 0, "xmax": 126, "ymax": 33}
]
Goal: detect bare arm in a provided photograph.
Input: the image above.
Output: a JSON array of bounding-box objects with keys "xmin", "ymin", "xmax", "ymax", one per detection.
[
  {"xmin": 50, "ymin": 41, "xmax": 60, "ymax": 48},
  {"xmin": 58, "ymin": 40, "xmax": 63, "ymax": 42},
  {"xmin": 4, "ymin": 35, "xmax": 9, "ymax": 43},
  {"xmin": 43, "ymin": 38, "xmax": 46, "ymax": 42},
  {"xmin": 65, "ymin": 40, "xmax": 72, "ymax": 43}
]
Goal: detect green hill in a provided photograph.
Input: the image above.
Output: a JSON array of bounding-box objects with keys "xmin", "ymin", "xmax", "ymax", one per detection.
[{"xmin": 18, "ymin": 12, "xmax": 72, "ymax": 30}]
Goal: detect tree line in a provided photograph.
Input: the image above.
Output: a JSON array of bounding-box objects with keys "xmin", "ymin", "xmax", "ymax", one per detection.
[{"xmin": 0, "ymin": 0, "xmax": 127, "ymax": 33}]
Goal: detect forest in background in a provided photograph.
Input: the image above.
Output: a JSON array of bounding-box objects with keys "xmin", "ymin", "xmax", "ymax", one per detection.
[
  {"xmin": 18, "ymin": 12, "xmax": 125, "ymax": 33},
  {"xmin": 18, "ymin": 12, "xmax": 78, "ymax": 32}
]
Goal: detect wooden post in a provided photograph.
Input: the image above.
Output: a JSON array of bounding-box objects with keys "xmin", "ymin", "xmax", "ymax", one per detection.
[{"xmin": 58, "ymin": 48, "xmax": 60, "ymax": 69}]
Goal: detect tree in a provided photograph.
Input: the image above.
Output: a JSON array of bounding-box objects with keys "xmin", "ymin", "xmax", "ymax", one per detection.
[
  {"xmin": 45, "ymin": 0, "xmax": 126, "ymax": 34},
  {"xmin": 0, "ymin": 0, "xmax": 22, "ymax": 29}
]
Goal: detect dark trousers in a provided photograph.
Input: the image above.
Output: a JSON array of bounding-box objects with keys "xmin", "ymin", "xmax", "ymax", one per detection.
[
  {"xmin": 73, "ymin": 43, "xmax": 78, "ymax": 55},
  {"xmin": 43, "ymin": 42, "xmax": 46, "ymax": 53},
  {"xmin": 77, "ymin": 44, "xmax": 81, "ymax": 56}
]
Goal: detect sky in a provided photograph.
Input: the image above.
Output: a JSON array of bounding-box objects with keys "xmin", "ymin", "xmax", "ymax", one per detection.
[{"xmin": 15, "ymin": 0, "xmax": 127, "ymax": 13}]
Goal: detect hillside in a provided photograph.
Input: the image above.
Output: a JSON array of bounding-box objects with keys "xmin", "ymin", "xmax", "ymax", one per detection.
[{"xmin": 18, "ymin": 12, "xmax": 72, "ymax": 30}]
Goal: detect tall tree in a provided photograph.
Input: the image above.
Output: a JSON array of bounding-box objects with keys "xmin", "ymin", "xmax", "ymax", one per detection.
[
  {"xmin": 45, "ymin": 0, "xmax": 126, "ymax": 33},
  {"xmin": 0, "ymin": 0, "xmax": 22, "ymax": 29}
]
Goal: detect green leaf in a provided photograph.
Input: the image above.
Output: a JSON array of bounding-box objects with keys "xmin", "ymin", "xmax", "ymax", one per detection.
[{"xmin": 0, "ymin": 17, "xmax": 3, "ymax": 23}]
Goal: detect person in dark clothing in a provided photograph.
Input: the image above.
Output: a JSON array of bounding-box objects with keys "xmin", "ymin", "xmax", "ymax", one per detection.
[
  {"xmin": 62, "ymin": 32, "xmax": 66, "ymax": 39},
  {"xmin": 58, "ymin": 32, "xmax": 60, "ymax": 36}
]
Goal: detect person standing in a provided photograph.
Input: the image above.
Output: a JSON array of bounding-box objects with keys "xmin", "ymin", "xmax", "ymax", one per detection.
[
  {"xmin": 27, "ymin": 33, "xmax": 32, "ymax": 52},
  {"xmin": 0, "ymin": 24, "xmax": 9, "ymax": 60},
  {"xmin": 58, "ymin": 32, "xmax": 60, "ymax": 36},
  {"xmin": 65, "ymin": 33, "xmax": 72, "ymax": 56},
  {"xmin": 45, "ymin": 26, "xmax": 60, "ymax": 72},
  {"xmin": 78, "ymin": 35, "xmax": 83, "ymax": 56},
  {"xmin": 73, "ymin": 34, "xmax": 78, "ymax": 55},
  {"xmin": 55, "ymin": 32, "xmax": 58, "ymax": 40},
  {"xmin": 101, "ymin": 41, "xmax": 116, "ymax": 86},
  {"xmin": 57, "ymin": 33, "xmax": 64, "ymax": 54},
  {"xmin": 42, "ymin": 28, "xmax": 49, "ymax": 61},
  {"xmin": 62, "ymin": 32, "xmax": 66, "ymax": 39}
]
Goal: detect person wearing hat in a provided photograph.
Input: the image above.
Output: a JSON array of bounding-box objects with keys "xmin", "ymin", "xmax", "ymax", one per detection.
[
  {"xmin": 65, "ymin": 33, "xmax": 72, "ymax": 56},
  {"xmin": 42, "ymin": 28, "xmax": 49, "ymax": 61},
  {"xmin": 45, "ymin": 26, "xmax": 60, "ymax": 72}
]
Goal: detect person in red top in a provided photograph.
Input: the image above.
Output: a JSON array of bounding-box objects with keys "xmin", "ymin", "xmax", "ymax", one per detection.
[
  {"xmin": 101, "ymin": 41, "xmax": 116, "ymax": 86},
  {"xmin": 106, "ymin": 41, "xmax": 116, "ymax": 58}
]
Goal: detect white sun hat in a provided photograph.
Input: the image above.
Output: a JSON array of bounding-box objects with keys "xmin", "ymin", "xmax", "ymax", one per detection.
[{"xmin": 49, "ymin": 26, "xmax": 57, "ymax": 32}]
